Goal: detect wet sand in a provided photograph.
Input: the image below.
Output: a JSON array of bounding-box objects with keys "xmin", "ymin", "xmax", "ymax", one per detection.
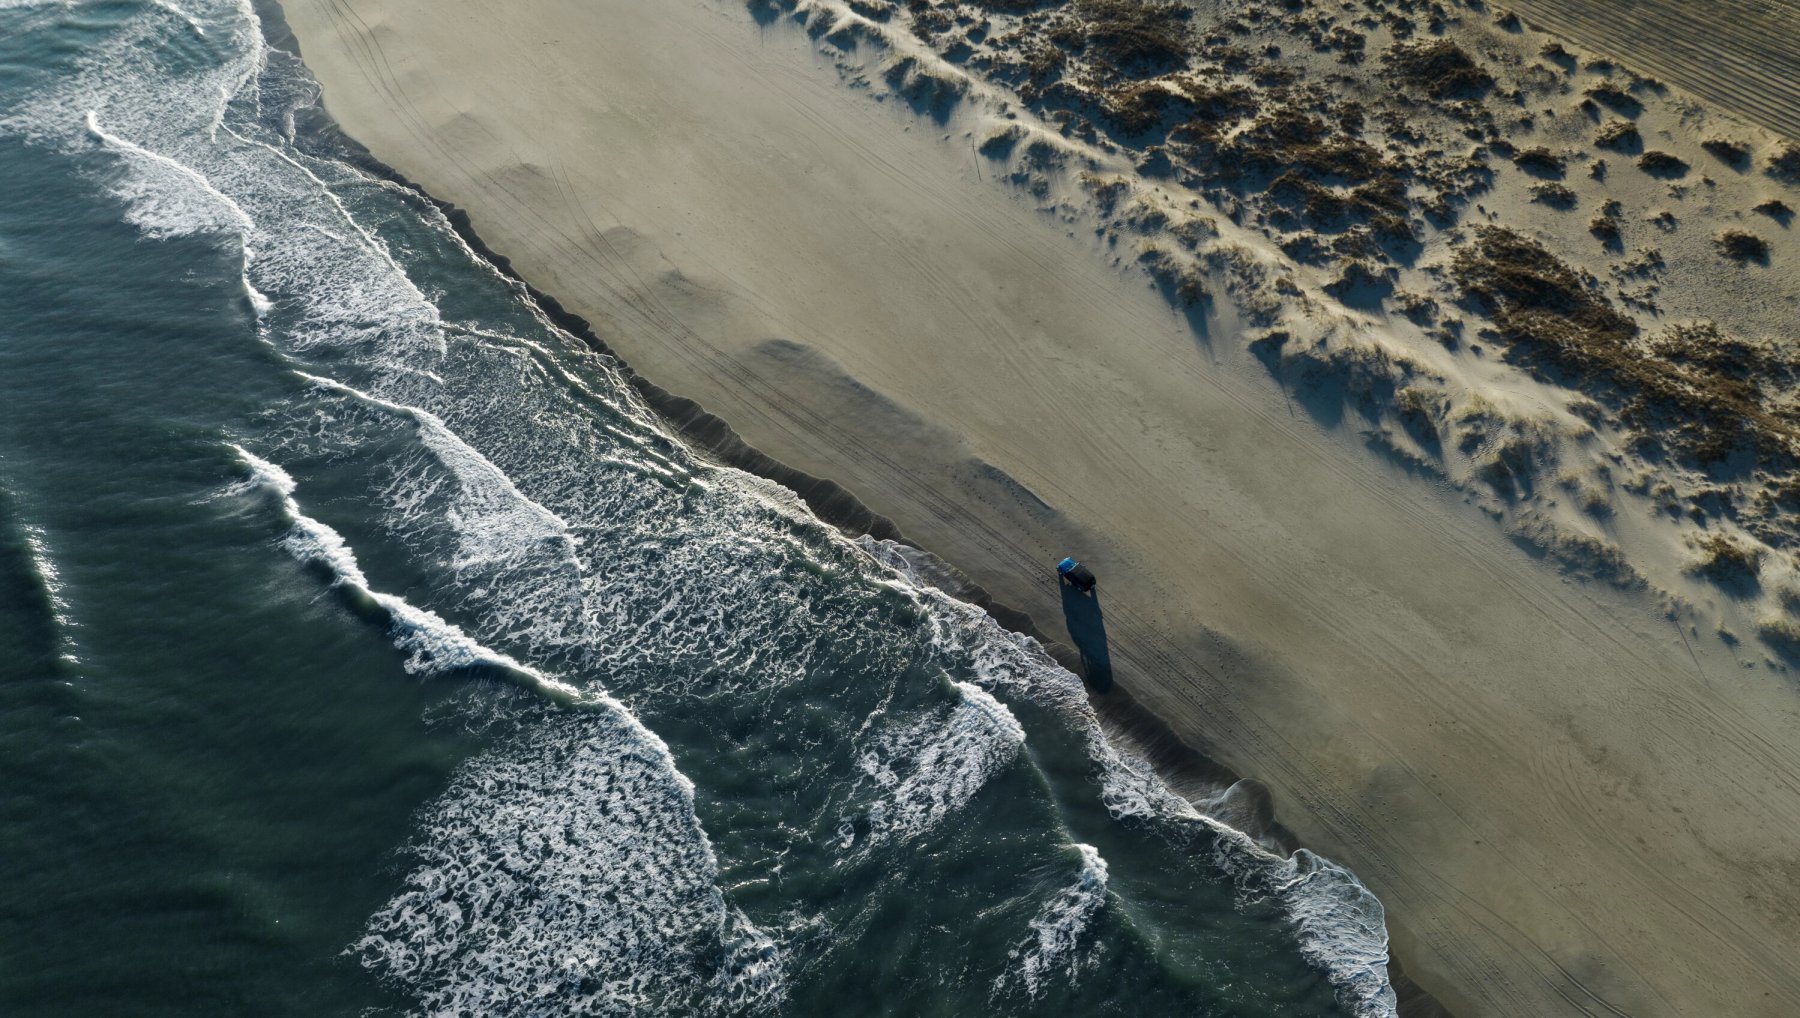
[{"xmin": 274, "ymin": 0, "xmax": 1800, "ymax": 1013}]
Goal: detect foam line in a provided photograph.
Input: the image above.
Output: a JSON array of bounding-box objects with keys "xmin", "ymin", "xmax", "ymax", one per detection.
[
  {"xmin": 228, "ymin": 444, "xmax": 589, "ymax": 706},
  {"xmin": 290, "ymin": 371, "xmax": 574, "ymax": 554},
  {"xmin": 218, "ymin": 119, "xmax": 436, "ymax": 313},
  {"xmin": 85, "ymin": 110, "xmax": 254, "ymax": 236}
]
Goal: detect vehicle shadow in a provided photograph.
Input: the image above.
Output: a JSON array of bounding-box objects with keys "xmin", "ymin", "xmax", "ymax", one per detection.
[{"xmin": 1059, "ymin": 582, "xmax": 1113, "ymax": 693}]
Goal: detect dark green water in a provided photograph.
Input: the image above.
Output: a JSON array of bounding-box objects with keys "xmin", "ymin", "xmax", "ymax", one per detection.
[{"xmin": 0, "ymin": 2, "xmax": 1395, "ymax": 1015}]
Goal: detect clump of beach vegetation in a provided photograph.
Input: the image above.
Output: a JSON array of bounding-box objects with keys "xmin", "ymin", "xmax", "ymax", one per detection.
[
  {"xmin": 1585, "ymin": 83, "xmax": 1642, "ymax": 115},
  {"xmin": 1594, "ymin": 121, "xmax": 1641, "ymax": 153},
  {"xmin": 1758, "ymin": 615, "xmax": 1800, "ymax": 657},
  {"xmin": 1702, "ymin": 137, "xmax": 1751, "ymax": 168},
  {"xmin": 1688, "ymin": 533, "xmax": 1762, "ymax": 587},
  {"xmin": 1767, "ymin": 142, "xmax": 1800, "ymax": 183},
  {"xmin": 1531, "ymin": 182, "xmax": 1577, "ymax": 209},
  {"xmin": 1715, "ymin": 229, "xmax": 1770, "ymax": 263},
  {"xmin": 1137, "ymin": 245, "xmax": 1209, "ymax": 307},
  {"xmin": 1752, "ymin": 198, "xmax": 1793, "ymax": 221},
  {"xmin": 1637, "ymin": 151, "xmax": 1689, "ymax": 177},
  {"xmin": 1074, "ymin": 0, "xmax": 1193, "ymax": 75},
  {"xmin": 1455, "ymin": 230, "xmax": 1798, "ymax": 467},
  {"xmin": 1452, "ymin": 226, "xmax": 1639, "ymax": 381},
  {"xmin": 1383, "ymin": 40, "xmax": 1494, "ymax": 99},
  {"xmin": 1513, "ymin": 146, "xmax": 1565, "ymax": 177}
]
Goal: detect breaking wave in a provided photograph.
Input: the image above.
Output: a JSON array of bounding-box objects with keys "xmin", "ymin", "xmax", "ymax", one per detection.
[
  {"xmin": 226, "ymin": 445, "xmax": 584, "ymax": 703},
  {"xmin": 846, "ymin": 679, "xmax": 1026, "ymax": 850},
  {"xmin": 227, "ymin": 443, "xmax": 784, "ymax": 1012},
  {"xmin": 18, "ymin": 523, "xmax": 73, "ymax": 634},
  {"xmin": 995, "ymin": 843, "xmax": 1109, "ymax": 1001}
]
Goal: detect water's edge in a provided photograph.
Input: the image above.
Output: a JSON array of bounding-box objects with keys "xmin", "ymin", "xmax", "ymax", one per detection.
[{"xmin": 258, "ymin": 5, "xmax": 1449, "ymax": 1013}]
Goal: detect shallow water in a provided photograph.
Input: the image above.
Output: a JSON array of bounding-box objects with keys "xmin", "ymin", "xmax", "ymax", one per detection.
[{"xmin": 0, "ymin": 1, "xmax": 1393, "ymax": 1014}]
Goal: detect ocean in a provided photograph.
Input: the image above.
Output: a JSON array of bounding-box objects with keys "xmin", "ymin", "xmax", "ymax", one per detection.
[{"xmin": 0, "ymin": 1, "xmax": 1395, "ymax": 1014}]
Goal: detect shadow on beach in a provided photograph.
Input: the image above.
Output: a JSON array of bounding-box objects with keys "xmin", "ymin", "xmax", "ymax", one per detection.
[{"xmin": 1059, "ymin": 581, "xmax": 1113, "ymax": 693}]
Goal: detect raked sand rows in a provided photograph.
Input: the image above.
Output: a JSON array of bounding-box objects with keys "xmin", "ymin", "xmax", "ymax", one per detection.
[{"xmin": 1500, "ymin": 0, "xmax": 1800, "ymax": 142}]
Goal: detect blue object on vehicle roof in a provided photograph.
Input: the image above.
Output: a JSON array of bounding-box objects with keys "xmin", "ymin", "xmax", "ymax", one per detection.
[{"xmin": 1057, "ymin": 556, "xmax": 1097, "ymax": 592}]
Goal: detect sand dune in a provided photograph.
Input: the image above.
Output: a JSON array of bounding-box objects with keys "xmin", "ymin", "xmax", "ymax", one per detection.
[{"xmin": 273, "ymin": 0, "xmax": 1800, "ymax": 1014}]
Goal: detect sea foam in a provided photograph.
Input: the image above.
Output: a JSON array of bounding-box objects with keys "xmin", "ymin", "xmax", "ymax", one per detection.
[
  {"xmin": 848, "ymin": 678, "xmax": 1026, "ymax": 849},
  {"xmin": 354, "ymin": 714, "xmax": 781, "ymax": 1017},
  {"xmin": 994, "ymin": 843, "xmax": 1110, "ymax": 1001},
  {"xmin": 228, "ymin": 444, "xmax": 784, "ymax": 1012}
]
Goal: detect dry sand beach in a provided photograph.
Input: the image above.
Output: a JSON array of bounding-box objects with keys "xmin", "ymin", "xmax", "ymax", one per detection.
[{"xmin": 272, "ymin": 0, "xmax": 1800, "ymax": 1013}]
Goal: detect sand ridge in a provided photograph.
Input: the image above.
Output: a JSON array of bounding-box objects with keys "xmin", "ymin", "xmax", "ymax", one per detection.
[{"xmin": 272, "ymin": 0, "xmax": 1800, "ymax": 1013}]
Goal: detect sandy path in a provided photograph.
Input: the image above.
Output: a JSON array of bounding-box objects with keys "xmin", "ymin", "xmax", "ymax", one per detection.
[
  {"xmin": 274, "ymin": 0, "xmax": 1800, "ymax": 1014},
  {"xmin": 1501, "ymin": 0, "xmax": 1800, "ymax": 141}
]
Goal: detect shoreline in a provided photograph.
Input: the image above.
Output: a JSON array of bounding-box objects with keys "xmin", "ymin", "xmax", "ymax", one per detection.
[
  {"xmin": 331, "ymin": 124, "xmax": 1472, "ymax": 1018},
  {"xmin": 268, "ymin": 0, "xmax": 1800, "ymax": 1014},
  {"xmin": 261, "ymin": 8, "xmax": 1453, "ymax": 1010},
  {"xmin": 279, "ymin": 14, "xmax": 1315, "ymax": 882}
]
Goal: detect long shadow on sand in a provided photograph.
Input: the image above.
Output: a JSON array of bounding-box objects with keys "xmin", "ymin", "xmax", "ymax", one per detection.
[{"xmin": 1059, "ymin": 582, "xmax": 1113, "ymax": 693}]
